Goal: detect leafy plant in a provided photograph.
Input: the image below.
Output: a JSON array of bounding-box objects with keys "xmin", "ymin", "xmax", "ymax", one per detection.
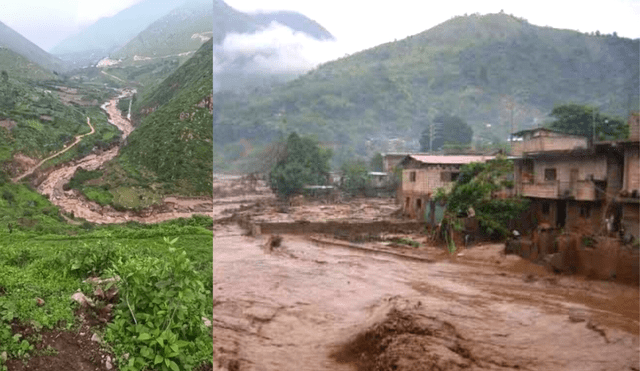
[{"xmin": 105, "ymin": 238, "xmax": 212, "ymax": 371}]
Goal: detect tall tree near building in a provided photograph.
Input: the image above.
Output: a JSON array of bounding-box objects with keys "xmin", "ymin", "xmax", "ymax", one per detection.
[
  {"xmin": 548, "ymin": 103, "xmax": 628, "ymax": 140},
  {"xmin": 269, "ymin": 132, "xmax": 332, "ymax": 198},
  {"xmin": 419, "ymin": 114, "xmax": 473, "ymax": 152}
]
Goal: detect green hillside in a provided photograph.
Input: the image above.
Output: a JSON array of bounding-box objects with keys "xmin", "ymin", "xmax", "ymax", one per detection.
[
  {"xmin": 0, "ymin": 20, "xmax": 65, "ymax": 73},
  {"xmin": 0, "ymin": 76, "xmax": 119, "ymax": 177},
  {"xmin": 0, "ymin": 47, "xmax": 55, "ymax": 81},
  {"xmin": 86, "ymin": 39, "xmax": 213, "ymax": 201},
  {"xmin": 111, "ymin": 0, "xmax": 212, "ymax": 63},
  {"xmin": 213, "ymin": 13, "xmax": 639, "ymax": 166}
]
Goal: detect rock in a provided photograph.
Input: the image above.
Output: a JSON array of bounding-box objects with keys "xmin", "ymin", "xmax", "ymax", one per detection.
[
  {"xmin": 202, "ymin": 317, "xmax": 212, "ymax": 327},
  {"xmin": 548, "ymin": 252, "xmax": 564, "ymax": 272},
  {"xmin": 91, "ymin": 333, "xmax": 102, "ymax": 343},
  {"xmin": 522, "ymin": 273, "xmax": 537, "ymax": 283},
  {"xmin": 1, "ymin": 351, "xmax": 7, "ymax": 362},
  {"xmin": 264, "ymin": 235, "xmax": 283, "ymax": 251},
  {"xmin": 36, "ymin": 297, "xmax": 45, "ymax": 306},
  {"xmin": 105, "ymin": 355, "xmax": 113, "ymax": 370},
  {"xmin": 568, "ymin": 307, "xmax": 588, "ymax": 323},
  {"xmin": 71, "ymin": 291, "xmax": 95, "ymax": 308}
]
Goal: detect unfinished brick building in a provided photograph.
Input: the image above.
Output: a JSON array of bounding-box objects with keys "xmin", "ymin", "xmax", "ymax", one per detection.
[
  {"xmin": 513, "ymin": 127, "xmax": 639, "ymax": 241},
  {"xmin": 397, "ymin": 155, "xmax": 494, "ymax": 223},
  {"xmin": 511, "ymin": 120, "xmax": 639, "ymax": 282}
]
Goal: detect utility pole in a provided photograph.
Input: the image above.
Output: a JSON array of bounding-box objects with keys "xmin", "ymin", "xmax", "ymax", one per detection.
[
  {"xmin": 592, "ymin": 106, "xmax": 596, "ymax": 145},
  {"xmin": 429, "ymin": 122, "xmax": 442, "ymax": 153}
]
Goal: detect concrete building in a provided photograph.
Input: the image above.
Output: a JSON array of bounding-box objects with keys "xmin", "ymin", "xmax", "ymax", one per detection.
[{"xmin": 397, "ymin": 154, "xmax": 495, "ymax": 222}]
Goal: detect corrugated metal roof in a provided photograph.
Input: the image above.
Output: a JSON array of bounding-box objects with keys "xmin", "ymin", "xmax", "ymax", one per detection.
[{"xmin": 407, "ymin": 155, "xmax": 495, "ymax": 164}]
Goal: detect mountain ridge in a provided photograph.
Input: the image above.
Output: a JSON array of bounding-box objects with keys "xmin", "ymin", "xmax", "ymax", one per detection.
[
  {"xmin": 0, "ymin": 20, "xmax": 65, "ymax": 73},
  {"xmin": 212, "ymin": 12, "xmax": 639, "ymax": 167}
]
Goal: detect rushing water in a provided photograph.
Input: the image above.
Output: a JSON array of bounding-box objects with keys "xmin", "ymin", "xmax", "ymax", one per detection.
[{"xmin": 213, "ymin": 224, "xmax": 639, "ymax": 371}]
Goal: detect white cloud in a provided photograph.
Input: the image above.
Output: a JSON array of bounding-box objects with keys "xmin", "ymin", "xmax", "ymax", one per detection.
[{"xmin": 217, "ymin": 22, "xmax": 350, "ymax": 75}]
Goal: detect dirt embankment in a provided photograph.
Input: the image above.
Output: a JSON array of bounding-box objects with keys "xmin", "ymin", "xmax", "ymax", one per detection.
[{"xmin": 30, "ymin": 92, "xmax": 214, "ymax": 224}]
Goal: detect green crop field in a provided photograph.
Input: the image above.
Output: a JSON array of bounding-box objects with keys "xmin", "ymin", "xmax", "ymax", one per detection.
[{"xmin": 0, "ymin": 182, "xmax": 213, "ymax": 371}]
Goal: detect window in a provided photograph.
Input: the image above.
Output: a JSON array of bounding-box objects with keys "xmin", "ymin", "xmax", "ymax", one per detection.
[
  {"xmin": 410, "ymin": 171, "xmax": 416, "ymax": 182},
  {"xmin": 416, "ymin": 199, "xmax": 422, "ymax": 209},
  {"xmin": 544, "ymin": 168, "xmax": 557, "ymax": 181},
  {"xmin": 542, "ymin": 202, "xmax": 550, "ymax": 215}
]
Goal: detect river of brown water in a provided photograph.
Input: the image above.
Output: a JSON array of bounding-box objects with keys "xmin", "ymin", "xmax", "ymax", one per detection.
[
  {"xmin": 213, "ymin": 223, "xmax": 639, "ymax": 371},
  {"xmin": 34, "ymin": 92, "xmax": 214, "ymax": 224}
]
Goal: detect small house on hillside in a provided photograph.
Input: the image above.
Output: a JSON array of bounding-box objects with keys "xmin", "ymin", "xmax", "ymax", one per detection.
[{"xmin": 398, "ymin": 154, "xmax": 495, "ymax": 222}]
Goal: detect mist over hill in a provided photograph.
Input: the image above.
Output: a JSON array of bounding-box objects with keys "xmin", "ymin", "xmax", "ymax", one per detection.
[
  {"xmin": 49, "ymin": 0, "xmax": 196, "ymax": 66},
  {"xmin": 212, "ymin": 13, "xmax": 639, "ymax": 168},
  {"xmin": 0, "ymin": 20, "xmax": 65, "ymax": 73}
]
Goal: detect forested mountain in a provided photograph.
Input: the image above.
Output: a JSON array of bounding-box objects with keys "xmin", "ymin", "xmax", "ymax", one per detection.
[
  {"xmin": 116, "ymin": 39, "xmax": 213, "ymax": 195},
  {"xmin": 0, "ymin": 20, "xmax": 65, "ymax": 73},
  {"xmin": 213, "ymin": 13, "xmax": 639, "ymax": 167}
]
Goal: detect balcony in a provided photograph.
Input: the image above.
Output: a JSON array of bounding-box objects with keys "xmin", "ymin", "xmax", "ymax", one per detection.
[{"xmin": 520, "ymin": 181, "xmax": 600, "ymax": 201}]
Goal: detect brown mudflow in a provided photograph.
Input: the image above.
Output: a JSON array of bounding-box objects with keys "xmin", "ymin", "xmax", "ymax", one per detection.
[
  {"xmin": 213, "ymin": 179, "xmax": 639, "ymax": 371},
  {"xmin": 24, "ymin": 91, "xmax": 214, "ymax": 224}
]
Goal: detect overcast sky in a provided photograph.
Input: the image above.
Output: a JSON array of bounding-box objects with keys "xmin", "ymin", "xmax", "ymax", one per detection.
[
  {"xmin": 226, "ymin": 0, "xmax": 640, "ymax": 53},
  {"xmin": 1, "ymin": 0, "xmax": 639, "ymax": 53},
  {"xmin": 1, "ymin": 0, "xmax": 141, "ymax": 51}
]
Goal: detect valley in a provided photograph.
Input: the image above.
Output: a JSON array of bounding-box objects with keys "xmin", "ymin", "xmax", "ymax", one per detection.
[{"xmin": 22, "ymin": 92, "xmax": 214, "ymax": 224}]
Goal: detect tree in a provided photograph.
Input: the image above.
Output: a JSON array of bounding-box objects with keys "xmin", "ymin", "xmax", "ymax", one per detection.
[
  {"xmin": 1, "ymin": 70, "xmax": 7, "ymax": 84},
  {"xmin": 340, "ymin": 159, "xmax": 370, "ymax": 196},
  {"xmin": 548, "ymin": 103, "xmax": 628, "ymax": 141},
  {"xmin": 269, "ymin": 132, "xmax": 332, "ymax": 198},
  {"xmin": 419, "ymin": 113, "xmax": 473, "ymax": 152},
  {"xmin": 435, "ymin": 156, "xmax": 529, "ymax": 240},
  {"xmin": 370, "ymin": 152, "xmax": 384, "ymax": 172}
]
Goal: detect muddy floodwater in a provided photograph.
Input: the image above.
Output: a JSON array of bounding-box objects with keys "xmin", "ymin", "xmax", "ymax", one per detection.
[{"xmin": 213, "ymin": 223, "xmax": 639, "ymax": 371}]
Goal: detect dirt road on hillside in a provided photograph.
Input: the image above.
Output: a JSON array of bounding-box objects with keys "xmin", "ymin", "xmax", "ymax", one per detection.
[
  {"xmin": 12, "ymin": 117, "xmax": 95, "ymax": 182},
  {"xmin": 213, "ymin": 224, "xmax": 639, "ymax": 371},
  {"xmin": 34, "ymin": 92, "xmax": 214, "ymax": 224}
]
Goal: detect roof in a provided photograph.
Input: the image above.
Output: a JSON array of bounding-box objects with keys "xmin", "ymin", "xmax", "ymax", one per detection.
[{"xmin": 403, "ymin": 154, "xmax": 495, "ymax": 165}]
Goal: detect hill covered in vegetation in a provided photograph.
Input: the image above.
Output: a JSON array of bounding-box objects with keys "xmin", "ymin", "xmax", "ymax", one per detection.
[
  {"xmin": 0, "ymin": 20, "xmax": 65, "ymax": 73},
  {"xmin": 111, "ymin": 0, "xmax": 212, "ymax": 63},
  {"xmin": 112, "ymin": 39, "xmax": 213, "ymax": 196},
  {"xmin": 213, "ymin": 13, "xmax": 639, "ymax": 167}
]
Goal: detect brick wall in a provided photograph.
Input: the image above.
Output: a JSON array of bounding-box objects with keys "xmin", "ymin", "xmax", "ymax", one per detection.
[
  {"xmin": 401, "ymin": 166, "xmax": 458, "ymax": 196},
  {"xmin": 512, "ymin": 136, "xmax": 587, "ymax": 155},
  {"xmin": 533, "ymin": 156, "xmax": 607, "ymax": 183},
  {"xmin": 624, "ymin": 147, "xmax": 639, "ymax": 192}
]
